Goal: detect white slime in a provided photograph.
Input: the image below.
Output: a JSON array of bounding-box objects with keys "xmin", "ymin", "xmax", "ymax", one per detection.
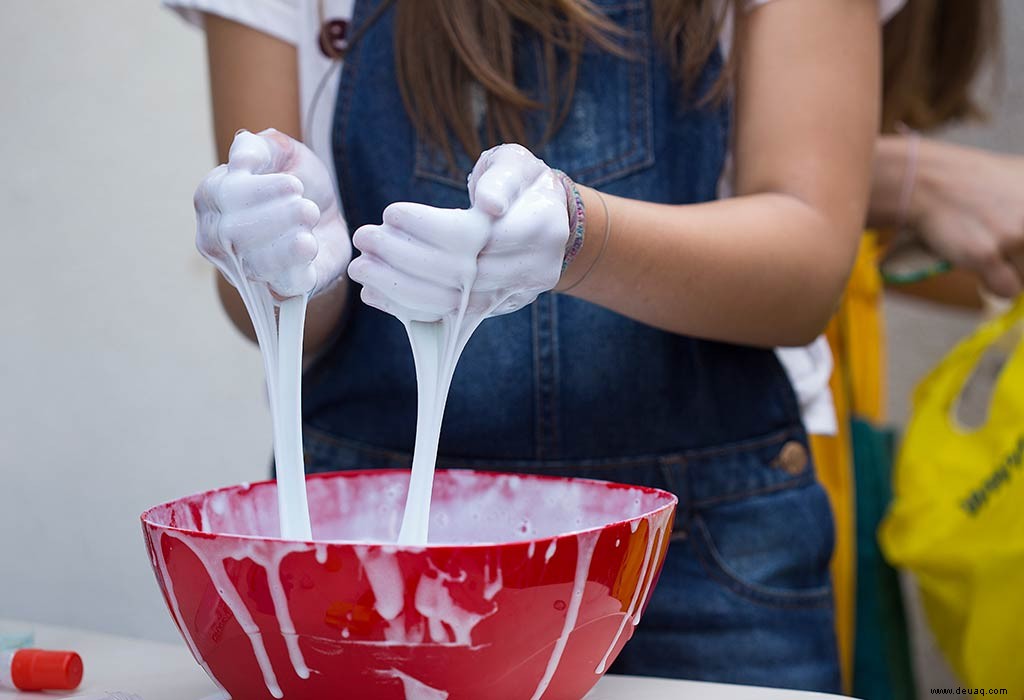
[
  {"xmin": 149, "ymin": 529, "xmax": 316, "ymax": 699},
  {"xmin": 202, "ymin": 164, "xmax": 313, "ymax": 541},
  {"xmin": 373, "ymin": 201, "xmax": 534, "ymax": 546},
  {"xmin": 350, "ymin": 144, "xmax": 570, "ymax": 545},
  {"xmin": 227, "ymin": 282, "xmax": 310, "ymax": 542},
  {"xmin": 529, "ymin": 531, "xmax": 599, "ymax": 700},
  {"xmin": 178, "ymin": 141, "xmax": 666, "ymax": 698},
  {"xmin": 594, "ymin": 508, "xmax": 672, "ymax": 674},
  {"xmin": 398, "ymin": 229, "xmax": 492, "ymax": 545},
  {"xmin": 381, "ymin": 669, "xmax": 450, "ymax": 700}
]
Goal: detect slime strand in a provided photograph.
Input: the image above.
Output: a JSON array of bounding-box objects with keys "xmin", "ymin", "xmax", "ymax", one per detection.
[
  {"xmin": 224, "ymin": 251, "xmax": 312, "ymax": 541},
  {"xmin": 395, "ymin": 208, "xmax": 499, "ymax": 546}
]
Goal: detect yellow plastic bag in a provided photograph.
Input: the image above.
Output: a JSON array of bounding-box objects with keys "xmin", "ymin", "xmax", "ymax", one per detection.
[{"xmin": 880, "ymin": 298, "xmax": 1024, "ymax": 695}]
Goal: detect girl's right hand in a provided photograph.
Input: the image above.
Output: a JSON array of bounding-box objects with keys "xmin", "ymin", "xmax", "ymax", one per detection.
[{"xmin": 194, "ymin": 129, "xmax": 352, "ymax": 299}]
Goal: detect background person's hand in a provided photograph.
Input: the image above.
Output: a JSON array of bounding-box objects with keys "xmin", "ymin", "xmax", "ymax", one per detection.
[
  {"xmin": 911, "ymin": 142, "xmax": 1024, "ymax": 299},
  {"xmin": 194, "ymin": 128, "xmax": 352, "ymax": 299},
  {"xmin": 349, "ymin": 143, "xmax": 570, "ymax": 321}
]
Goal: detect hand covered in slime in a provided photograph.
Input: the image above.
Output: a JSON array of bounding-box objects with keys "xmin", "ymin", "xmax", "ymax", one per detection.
[
  {"xmin": 195, "ymin": 128, "xmax": 351, "ymax": 298},
  {"xmin": 349, "ymin": 143, "xmax": 569, "ymax": 320},
  {"xmin": 348, "ymin": 143, "xmax": 571, "ymax": 544},
  {"xmin": 193, "ymin": 129, "xmax": 352, "ymax": 541}
]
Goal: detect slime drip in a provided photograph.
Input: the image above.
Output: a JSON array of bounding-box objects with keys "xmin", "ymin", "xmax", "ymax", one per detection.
[
  {"xmin": 350, "ymin": 148, "xmax": 568, "ymax": 543},
  {"xmin": 594, "ymin": 508, "xmax": 672, "ymax": 674},
  {"xmin": 148, "ymin": 531, "xmax": 231, "ymax": 699},
  {"xmin": 251, "ymin": 291, "xmax": 310, "ymax": 543},
  {"xmin": 395, "ymin": 207, "xmax": 504, "ymax": 546},
  {"xmin": 151, "ymin": 530, "xmax": 316, "ymax": 698},
  {"xmin": 381, "ymin": 669, "xmax": 450, "ymax": 699},
  {"xmin": 529, "ymin": 531, "xmax": 599, "ymax": 700},
  {"xmin": 213, "ymin": 246, "xmax": 312, "ymax": 541}
]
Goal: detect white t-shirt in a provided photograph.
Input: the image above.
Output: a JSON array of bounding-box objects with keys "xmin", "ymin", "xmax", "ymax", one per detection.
[{"xmin": 166, "ymin": 0, "xmax": 905, "ymax": 436}]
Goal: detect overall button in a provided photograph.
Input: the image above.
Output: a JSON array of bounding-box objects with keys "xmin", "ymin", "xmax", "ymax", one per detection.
[{"xmin": 773, "ymin": 441, "xmax": 809, "ymax": 475}]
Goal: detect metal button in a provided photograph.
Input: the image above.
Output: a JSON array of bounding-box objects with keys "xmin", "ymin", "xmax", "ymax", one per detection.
[
  {"xmin": 774, "ymin": 441, "xmax": 808, "ymax": 475},
  {"xmin": 319, "ymin": 19, "xmax": 349, "ymax": 57}
]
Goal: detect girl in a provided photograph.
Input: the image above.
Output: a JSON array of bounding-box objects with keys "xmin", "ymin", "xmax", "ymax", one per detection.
[{"xmin": 171, "ymin": 0, "xmax": 892, "ymax": 691}]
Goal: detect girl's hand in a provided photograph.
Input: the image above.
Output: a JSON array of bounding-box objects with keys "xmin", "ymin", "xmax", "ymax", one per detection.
[
  {"xmin": 349, "ymin": 144, "xmax": 570, "ymax": 321},
  {"xmin": 911, "ymin": 142, "xmax": 1024, "ymax": 298},
  {"xmin": 194, "ymin": 129, "xmax": 352, "ymax": 299}
]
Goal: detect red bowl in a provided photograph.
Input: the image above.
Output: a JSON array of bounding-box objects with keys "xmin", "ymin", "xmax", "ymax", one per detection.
[{"xmin": 141, "ymin": 469, "xmax": 676, "ymax": 700}]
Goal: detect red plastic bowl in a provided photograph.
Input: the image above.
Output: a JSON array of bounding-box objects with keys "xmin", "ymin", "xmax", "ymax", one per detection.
[{"xmin": 141, "ymin": 469, "xmax": 676, "ymax": 700}]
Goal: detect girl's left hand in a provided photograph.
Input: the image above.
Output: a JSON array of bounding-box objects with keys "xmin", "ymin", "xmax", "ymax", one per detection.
[{"xmin": 349, "ymin": 144, "xmax": 570, "ymax": 321}]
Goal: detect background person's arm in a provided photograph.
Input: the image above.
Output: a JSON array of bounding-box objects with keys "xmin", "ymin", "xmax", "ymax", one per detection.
[
  {"xmin": 204, "ymin": 14, "xmax": 350, "ymax": 354},
  {"xmin": 556, "ymin": 0, "xmax": 880, "ymax": 348},
  {"xmin": 869, "ymin": 135, "xmax": 1024, "ymax": 306}
]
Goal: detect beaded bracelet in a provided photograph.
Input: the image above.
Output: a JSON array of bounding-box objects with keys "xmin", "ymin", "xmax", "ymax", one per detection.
[{"xmin": 553, "ymin": 169, "xmax": 585, "ymax": 272}]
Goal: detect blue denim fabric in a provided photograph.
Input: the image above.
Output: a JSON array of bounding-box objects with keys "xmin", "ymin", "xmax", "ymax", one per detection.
[{"xmin": 302, "ymin": 0, "xmax": 841, "ymax": 691}]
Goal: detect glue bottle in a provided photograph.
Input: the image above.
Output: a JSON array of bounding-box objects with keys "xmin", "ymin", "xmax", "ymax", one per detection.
[
  {"xmin": 0, "ymin": 648, "xmax": 83, "ymax": 691},
  {"xmin": 0, "ymin": 630, "xmax": 34, "ymax": 651}
]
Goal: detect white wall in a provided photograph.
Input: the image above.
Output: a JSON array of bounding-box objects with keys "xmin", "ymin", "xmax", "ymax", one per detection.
[
  {"xmin": 0, "ymin": 1, "xmax": 1020, "ymax": 694},
  {"xmin": 0, "ymin": 1, "xmax": 269, "ymax": 641}
]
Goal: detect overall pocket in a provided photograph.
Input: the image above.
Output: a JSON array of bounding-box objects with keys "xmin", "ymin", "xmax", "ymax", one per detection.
[{"xmin": 682, "ymin": 434, "xmax": 836, "ymax": 608}]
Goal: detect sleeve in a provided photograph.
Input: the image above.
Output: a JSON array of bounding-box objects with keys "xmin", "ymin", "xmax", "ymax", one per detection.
[
  {"xmin": 162, "ymin": 0, "xmax": 300, "ymax": 46},
  {"xmin": 744, "ymin": 0, "xmax": 907, "ymax": 23}
]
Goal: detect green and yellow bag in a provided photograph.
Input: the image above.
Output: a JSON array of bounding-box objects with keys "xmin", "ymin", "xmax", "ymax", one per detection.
[{"xmin": 880, "ymin": 298, "xmax": 1024, "ymax": 695}]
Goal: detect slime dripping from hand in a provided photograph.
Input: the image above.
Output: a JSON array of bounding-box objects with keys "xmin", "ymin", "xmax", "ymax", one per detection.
[
  {"xmin": 195, "ymin": 129, "xmax": 350, "ymax": 541},
  {"xmin": 349, "ymin": 144, "xmax": 570, "ymax": 545}
]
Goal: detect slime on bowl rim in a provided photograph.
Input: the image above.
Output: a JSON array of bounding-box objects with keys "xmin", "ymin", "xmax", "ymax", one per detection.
[{"xmin": 140, "ymin": 468, "xmax": 678, "ymax": 549}]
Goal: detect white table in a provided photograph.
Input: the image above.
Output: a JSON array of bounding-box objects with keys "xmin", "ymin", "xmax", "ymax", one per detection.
[{"xmin": 0, "ymin": 620, "xmax": 847, "ymax": 699}]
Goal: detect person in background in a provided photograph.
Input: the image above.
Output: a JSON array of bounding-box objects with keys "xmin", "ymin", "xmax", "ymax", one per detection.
[
  {"xmin": 799, "ymin": 1, "xmax": 1022, "ymax": 696},
  {"xmin": 171, "ymin": 0, "xmax": 894, "ymax": 691},
  {"xmin": 875, "ymin": 0, "xmax": 1022, "ymax": 302}
]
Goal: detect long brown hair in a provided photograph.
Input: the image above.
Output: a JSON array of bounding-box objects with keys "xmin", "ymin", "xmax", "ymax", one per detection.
[
  {"xmin": 882, "ymin": 0, "xmax": 1001, "ymax": 132},
  {"xmin": 336, "ymin": 1, "xmax": 730, "ymax": 171}
]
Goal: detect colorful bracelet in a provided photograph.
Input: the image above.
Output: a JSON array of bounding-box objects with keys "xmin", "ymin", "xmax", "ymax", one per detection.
[{"xmin": 553, "ymin": 169, "xmax": 585, "ymax": 272}]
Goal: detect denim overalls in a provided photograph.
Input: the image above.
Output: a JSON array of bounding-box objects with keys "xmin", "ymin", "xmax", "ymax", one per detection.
[{"xmin": 302, "ymin": 0, "xmax": 841, "ymax": 691}]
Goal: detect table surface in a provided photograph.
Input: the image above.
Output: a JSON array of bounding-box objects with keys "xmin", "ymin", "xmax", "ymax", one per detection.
[{"xmin": 0, "ymin": 620, "xmax": 847, "ymax": 699}]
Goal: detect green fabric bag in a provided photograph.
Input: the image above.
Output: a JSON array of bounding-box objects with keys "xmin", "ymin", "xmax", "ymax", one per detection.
[{"xmin": 851, "ymin": 418, "xmax": 916, "ymax": 700}]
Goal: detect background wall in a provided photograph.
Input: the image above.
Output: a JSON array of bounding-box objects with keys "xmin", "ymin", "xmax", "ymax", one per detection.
[
  {"xmin": 0, "ymin": 1, "xmax": 268, "ymax": 641},
  {"xmin": 0, "ymin": 1, "xmax": 1019, "ymax": 696}
]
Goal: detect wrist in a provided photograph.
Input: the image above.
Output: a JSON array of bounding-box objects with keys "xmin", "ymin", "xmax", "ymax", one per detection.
[
  {"xmin": 871, "ymin": 133, "xmax": 940, "ymax": 232},
  {"xmin": 555, "ymin": 185, "xmax": 608, "ymax": 294},
  {"xmin": 553, "ymin": 170, "xmax": 586, "ymax": 270},
  {"xmin": 906, "ymin": 138, "xmax": 956, "ymax": 231}
]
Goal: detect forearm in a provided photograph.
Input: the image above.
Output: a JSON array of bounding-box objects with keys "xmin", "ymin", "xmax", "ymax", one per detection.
[
  {"xmin": 558, "ymin": 188, "xmax": 857, "ymax": 348},
  {"xmin": 566, "ymin": 0, "xmax": 881, "ymax": 348}
]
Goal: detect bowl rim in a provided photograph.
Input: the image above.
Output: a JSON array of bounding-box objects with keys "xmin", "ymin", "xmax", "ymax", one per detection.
[{"xmin": 140, "ymin": 468, "xmax": 678, "ymax": 550}]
